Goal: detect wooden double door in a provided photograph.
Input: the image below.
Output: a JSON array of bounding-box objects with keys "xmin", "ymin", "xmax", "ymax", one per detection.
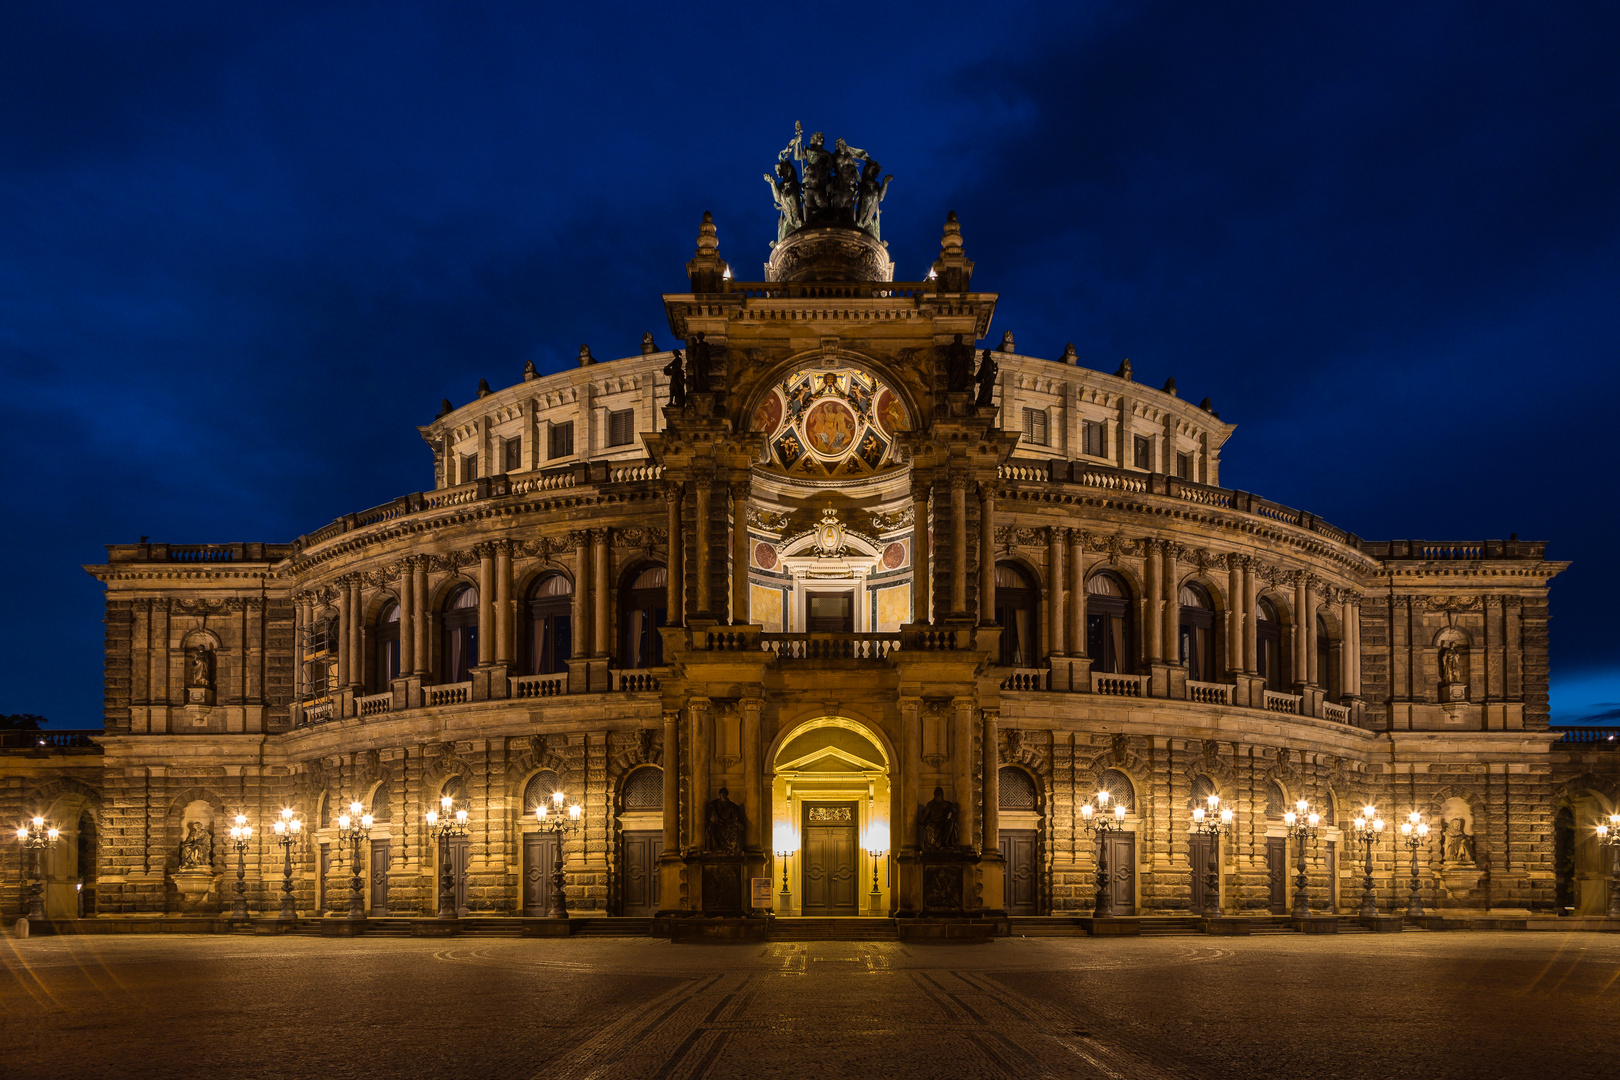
[
  {"xmin": 522, "ymin": 833, "xmax": 558, "ymax": 916},
  {"xmin": 1000, "ymin": 831, "xmax": 1039, "ymax": 915},
  {"xmin": 620, "ymin": 831, "xmax": 663, "ymax": 917},
  {"xmin": 801, "ymin": 803, "xmax": 859, "ymax": 915},
  {"xmin": 438, "ymin": 836, "xmax": 469, "ymax": 917},
  {"xmin": 1189, "ymin": 833, "xmax": 1215, "ymax": 913}
]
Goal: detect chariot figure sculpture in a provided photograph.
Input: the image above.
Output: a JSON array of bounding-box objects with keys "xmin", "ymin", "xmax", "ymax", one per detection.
[{"xmin": 767, "ymin": 122, "xmax": 893, "ymax": 241}]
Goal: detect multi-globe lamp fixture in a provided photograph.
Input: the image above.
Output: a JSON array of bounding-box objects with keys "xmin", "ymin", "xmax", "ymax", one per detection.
[
  {"xmin": 1398, "ymin": 810, "xmax": 1431, "ymax": 916},
  {"xmin": 534, "ymin": 789, "xmax": 583, "ymax": 919},
  {"xmin": 227, "ymin": 814, "xmax": 253, "ymax": 921},
  {"xmin": 15, "ymin": 815, "xmax": 60, "ymax": 920},
  {"xmin": 1352, "ymin": 805, "xmax": 1386, "ymax": 918},
  {"xmin": 1281, "ymin": 799, "xmax": 1321, "ymax": 917},
  {"xmin": 1189, "ymin": 794, "xmax": 1233, "ymax": 917},
  {"xmin": 425, "ymin": 795, "xmax": 470, "ymax": 920},
  {"xmin": 271, "ymin": 807, "xmax": 303, "ymax": 922},
  {"xmin": 1080, "ymin": 790, "xmax": 1127, "ymax": 917},
  {"xmin": 1593, "ymin": 812, "xmax": 1620, "ymax": 918}
]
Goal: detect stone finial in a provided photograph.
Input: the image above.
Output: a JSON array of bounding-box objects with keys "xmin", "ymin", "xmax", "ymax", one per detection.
[
  {"xmin": 477, "ymin": 378, "xmax": 492, "ymax": 398},
  {"xmin": 523, "ymin": 360, "xmax": 538, "ymax": 381},
  {"xmin": 1116, "ymin": 358, "xmax": 1133, "ymax": 381},
  {"xmin": 641, "ymin": 332, "xmax": 658, "ymax": 355},
  {"xmin": 437, "ymin": 398, "xmax": 453, "ymax": 418},
  {"xmin": 1061, "ymin": 343, "xmax": 1078, "ymax": 364},
  {"xmin": 998, "ymin": 330, "xmax": 1015, "ymax": 354},
  {"xmin": 688, "ymin": 211, "xmax": 727, "ymax": 291},
  {"xmin": 696, "ymin": 210, "xmax": 719, "ymax": 255},
  {"xmin": 1199, "ymin": 396, "xmax": 1214, "ymax": 412},
  {"xmin": 1162, "ymin": 376, "xmax": 1177, "ymax": 397},
  {"xmin": 930, "ymin": 211, "xmax": 973, "ymax": 291},
  {"xmin": 578, "ymin": 345, "xmax": 595, "ymax": 367}
]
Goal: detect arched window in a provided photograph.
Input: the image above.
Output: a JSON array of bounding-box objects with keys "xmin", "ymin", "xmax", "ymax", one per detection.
[
  {"xmin": 1316, "ymin": 613, "xmax": 1337, "ymax": 700},
  {"xmin": 374, "ymin": 601, "xmax": 401, "ymax": 689},
  {"xmin": 441, "ymin": 585, "xmax": 479, "ymax": 683},
  {"xmin": 1188, "ymin": 773, "xmax": 1217, "ymax": 811},
  {"xmin": 999, "ymin": 766, "xmax": 1038, "ymax": 811},
  {"xmin": 1257, "ymin": 597, "xmax": 1283, "ymax": 691},
  {"xmin": 1086, "ymin": 571, "xmax": 1133, "ymax": 674},
  {"xmin": 620, "ymin": 565, "xmax": 667, "ymax": 669},
  {"xmin": 369, "ymin": 776, "xmax": 393, "ymax": 823},
  {"xmin": 995, "ymin": 563, "xmax": 1039, "ymax": 666},
  {"xmin": 1097, "ymin": 768, "xmax": 1136, "ymax": 814},
  {"xmin": 523, "ymin": 769, "xmax": 561, "ymax": 813},
  {"xmin": 1322, "ymin": 790, "xmax": 1338, "ymax": 827},
  {"xmin": 525, "ymin": 573, "xmax": 572, "ymax": 676},
  {"xmin": 1178, "ymin": 583, "xmax": 1216, "ymax": 682},
  {"xmin": 620, "ymin": 766, "xmax": 663, "ymax": 812},
  {"xmin": 1264, "ymin": 780, "xmax": 1286, "ymax": 821}
]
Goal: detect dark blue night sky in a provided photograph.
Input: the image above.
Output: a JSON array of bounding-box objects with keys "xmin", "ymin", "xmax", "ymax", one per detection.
[{"xmin": 4, "ymin": 3, "xmax": 1618, "ymax": 727}]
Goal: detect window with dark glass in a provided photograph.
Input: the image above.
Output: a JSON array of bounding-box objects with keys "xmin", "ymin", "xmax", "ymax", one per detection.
[
  {"xmin": 1133, "ymin": 434, "xmax": 1153, "ymax": 471},
  {"xmin": 525, "ymin": 573, "xmax": 572, "ymax": 675},
  {"xmin": 1257, "ymin": 596, "xmax": 1283, "ymax": 691},
  {"xmin": 606, "ymin": 408, "xmax": 635, "ymax": 447},
  {"xmin": 1021, "ymin": 408, "xmax": 1048, "ymax": 447},
  {"xmin": 620, "ymin": 565, "xmax": 667, "ymax": 668},
  {"xmin": 440, "ymin": 585, "xmax": 479, "ymax": 683},
  {"xmin": 503, "ymin": 436, "xmax": 522, "ymax": 473},
  {"xmin": 995, "ymin": 563, "xmax": 1039, "ymax": 666},
  {"xmin": 1082, "ymin": 419, "xmax": 1107, "ymax": 458},
  {"xmin": 1085, "ymin": 571, "xmax": 1132, "ymax": 674},
  {"xmin": 460, "ymin": 453, "xmax": 478, "ymax": 484},
  {"xmin": 1178, "ymin": 583, "xmax": 1216, "ymax": 681},
  {"xmin": 1176, "ymin": 452, "xmax": 1192, "ymax": 480},
  {"xmin": 806, "ymin": 591, "xmax": 853, "ymax": 632},
  {"xmin": 549, "ymin": 420, "xmax": 574, "ymax": 459},
  {"xmin": 374, "ymin": 601, "xmax": 402, "ymax": 688}
]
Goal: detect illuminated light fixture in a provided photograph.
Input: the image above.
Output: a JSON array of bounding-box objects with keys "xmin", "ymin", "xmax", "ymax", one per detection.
[
  {"xmin": 1352, "ymin": 805, "xmax": 1386, "ymax": 918},
  {"xmin": 227, "ymin": 814, "xmax": 254, "ymax": 922},
  {"xmin": 533, "ymin": 790, "xmax": 583, "ymax": 919}
]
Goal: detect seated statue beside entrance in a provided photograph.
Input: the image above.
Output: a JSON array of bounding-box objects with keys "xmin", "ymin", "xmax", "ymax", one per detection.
[
  {"xmin": 919, "ymin": 787, "xmax": 959, "ymax": 852},
  {"xmin": 707, "ymin": 787, "xmax": 745, "ymax": 854}
]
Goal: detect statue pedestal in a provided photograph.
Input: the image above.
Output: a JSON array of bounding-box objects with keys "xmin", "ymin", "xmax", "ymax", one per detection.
[
  {"xmin": 920, "ymin": 851, "xmax": 976, "ymax": 916},
  {"xmin": 698, "ymin": 855, "xmax": 746, "ymax": 916},
  {"xmin": 185, "ymin": 687, "xmax": 214, "ymax": 706},
  {"xmin": 1441, "ymin": 682, "xmax": 1469, "ymax": 704},
  {"xmin": 171, "ymin": 870, "xmax": 217, "ymax": 913}
]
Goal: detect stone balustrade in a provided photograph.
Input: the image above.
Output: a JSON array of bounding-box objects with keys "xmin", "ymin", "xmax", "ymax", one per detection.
[
  {"xmin": 1001, "ymin": 668, "xmax": 1047, "ymax": 691},
  {"xmin": 355, "ymin": 692, "xmax": 392, "ymax": 717},
  {"xmin": 1264, "ymin": 689, "xmax": 1303, "ymax": 714},
  {"xmin": 1321, "ymin": 701, "xmax": 1351, "ymax": 724},
  {"xmin": 426, "ymin": 681, "xmax": 471, "ymax": 707},
  {"xmin": 511, "ymin": 674, "xmax": 567, "ymax": 698},
  {"xmin": 759, "ymin": 633, "xmax": 901, "ymax": 660},
  {"xmin": 1187, "ymin": 680, "xmax": 1234, "ymax": 706},
  {"xmin": 1092, "ymin": 672, "xmax": 1149, "ymax": 697}
]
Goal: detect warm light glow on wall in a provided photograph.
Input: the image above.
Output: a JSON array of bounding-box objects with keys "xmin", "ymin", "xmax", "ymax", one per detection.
[{"xmin": 773, "ymin": 822, "xmax": 796, "ymax": 852}]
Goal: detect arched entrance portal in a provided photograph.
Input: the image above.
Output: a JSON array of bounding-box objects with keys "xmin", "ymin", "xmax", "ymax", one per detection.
[{"xmin": 771, "ymin": 718, "xmax": 891, "ymax": 917}]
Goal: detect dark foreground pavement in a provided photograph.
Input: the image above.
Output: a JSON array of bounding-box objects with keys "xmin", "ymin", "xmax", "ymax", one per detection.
[{"xmin": 2, "ymin": 932, "xmax": 1617, "ymax": 1080}]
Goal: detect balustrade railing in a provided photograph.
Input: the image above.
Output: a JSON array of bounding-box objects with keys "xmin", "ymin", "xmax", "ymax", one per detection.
[
  {"xmin": 1263, "ymin": 690, "xmax": 1302, "ymax": 714},
  {"xmin": 1554, "ymin": 727, "xmax": 1620, "ymax": 747},
  {"xmin": 510, "ymin": 471, "xmax": 578, "ymax": 495},
  {"xmin": 730, "ymin": 281, "xmax": 928, "ymax": 300},
  {"xmin": 356, "ymin": 692, "xmax": 392, "ymax": 717},
  {"xmin": 616, "ymin": 671, "xmax": 662, "ymax": 691},
  {"xmin": 1187, "ymin": 680, "xmax": 1234, "ymax": 705},
  {"xmin": 607, "ymin": 464, "xmax": 663, "ymax": 483},
  {"xmin": 0, "ymin": 730, "xmax": 101, "ymax": 751},
  {"xmin": 423, "ymin": 483, "xmax": 480, "ymax": 509},
  {"xmin": 1000, "ymin": 668, "xmax": 1048, "ymax": 691},
  {"xmin": 702, "ymin": 629, "xmax": 760, "ymax": 652},
  {"xmin": 1076, "ymin": 469, "xmax": 1148, "ymax": 494},
  {"xmin": 901, "ymin": 627, "xmax": 964, "ymax": 651},
  {"xmin": 1092, "ymin": 672, "xmax": 1149, "ymax": 697},
  {"xmin": 166, "ymin": 545, "xmax": 236, "ymax": 562},
  {"xmin": 1321, "ymin": 701, "xmax": 1350, "ymax": 723},
  {"xmin": 426, "ymin": 682, "xmax": 471, "ymax": 707},
  {"xmin": 511, "ymin": 674, "xmax": 567, "ymax": 698},
  {"xmin": 302, "ymin": 700, "xmax": 334, "ymax": 724},
  {"xmin": 760, "ymin": 633, "xmax": 901, "ymax": 660},
  {"xmin": 997, "ymin": 462, "xmax": 1050, "ymax": 482}
]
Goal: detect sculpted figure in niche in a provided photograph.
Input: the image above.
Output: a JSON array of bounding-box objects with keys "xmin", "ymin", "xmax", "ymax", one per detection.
[
  {"xmin": 1439, "ymin": 643, "xmax": 1464, "ymax": 685},
  {"xmin": 1441, "ymin": 797, "xmax": 1477, "ymax": 866},
  {"xmin": 663, "ymin": 349, "xmax": 686, "ymax": 408},
  {"xmin": 919, "ymin": 786, "xmax": 960, "ymax": 852},
  {"xmin": 944, "ymin": 334, "xmax": 975, "ymax": 394},
  {"xmin": 189, "ymin": 648, "xmax": 213, "ymax": 689},
  {"xmin": 706, "ymin": 787, "xmax": 745, "ymax": 855},
  {"xmin": 975, "ymin": 348, "xmax": 999, "ymax": 408},
  {"xmin": 178, "ymin": 821, "xmax": 213, "ymax": 870},
  {"xmin": 686, "ymin": 333, "xmax": 712, "ymax": 395}
]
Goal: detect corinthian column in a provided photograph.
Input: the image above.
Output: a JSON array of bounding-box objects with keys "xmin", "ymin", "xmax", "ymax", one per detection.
[
  {"xmin": 571, "ymin": 532, "xmax": 589, "ymax": 660},
  {"xmin": 1144, "ymin": 541, "xmax": 1161, "ymax": 664},
  {"xmin": 1294, "ymin": 574, "xmax": 1310, "ymax": 685},
  {"xmin": 911, "ymin": 476, "xmax": 931, "ymax": 624},
  {"xmin": 1068, "ymin": 530, "xmax": 1086, "ymax": 655},
  {"xmin": 731, "ymin": 480, "xmax": 750, "ymax": 625},
  {"xmin": 1227, "ymin": 555, "xmax": 1243, "ymax": 676},
  {"xmin": 1162, "ymin": 542, "xmax": 1179, "ymax": 666},
  {"xmin": 1047, "ymin": 528, "xmax": 1064, "ymax": 658},
  {"xmin": 950, "ymin": 474, "xmax": 968, "ymax": 616},
  {"xmin": 694, "ymin": 466, "xmax": 712, "ymax": 616},
  {"xmin": 399, "ymin": 562, "xmax": 416, "ymax": 676},
  {"xmin": 494, "ymin": 542, "xmax": 512, "ymax": 665},
  {"xmin": 979, "ymin": 481, "xmax": 996, "ymax": 626},
  {"xmin": 592, "ymin": 529, "xmax": 610, "ymax": 656},
  {"xmin": 665, "ymin": 482, "xmax": 684, "ymax": 626},
  {"xmin": 662, "ymin": 709, "xmax": 680, "ymax": 852},
  {"xmin": 412, "ymin": 560, "xmax": 429, "ymax": 676},
  {"xmin": 477, "ymin": 546, "xmax": 494, "ymax": 668},
  {"xmin": 982, "ymin": 708, "xmax": 1000, "ymax": 852}
]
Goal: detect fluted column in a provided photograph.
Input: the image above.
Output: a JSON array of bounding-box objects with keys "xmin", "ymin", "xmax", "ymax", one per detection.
[
  {"xmin": 592, "ymin": 529, "xmax": 610, "ymax": 656},
  {"xmin": 1047, "ymin": 528, "xmax": 1064, "ymax": 658},
  {"xmin": 950, "ymin": 475, "xmax": 968, "ymax": 615},
  {"xmin": 730, "ymin": 480, "xmax": 750, "ymax": 625},
  {"xmin": 349, "ymin": 578, "xmax": 364, "ymax": 687},
  {"xmin": 1294, "ymin": 574, "xmax": 1309, "ymax": 685},
  {"xmin": 979, "ymin": 481, "xmax": 996, "ymax": 626},
  {"xmin": 399, "ymin": 565, "xmax": 416, "ymax": 677},
  {"xmin": 1162, "ymin": 542, "xmax": 1179, "ymax": 665},
  {"xmin": 911, "ymin": 477, "xmax": 931, "ymax": 624},
  {"xmin": 694, "ymin": 467, "xmax": 712, "ymax": 616},
  {"xmin": 571, "ymin": 532, "xmax": 589, "ymax": 659},
  {"xmin": 1227, "ymin": 557, "xmax": 1243, "ymax": 676},
  {"xmin": 494, "ymin": 542, "xmax": 512, "ymax": 665},
  {"xmin": 1305, "ymin": 581, "xmax": 1319, "ymax": 686},
  {"xmin": 1349, "ymin": 599, "xmax": 1362, "ymax": 696},
  {"xmin": 334, "ymin": 581, "xmax": 351, "ymax": 688},
  {"xmin": 1068, "ymin": 530, "xmax": 1086, "ymax": 655},
  {"xmin": 665, "ymin": 483, "xmax": 684, "ymax": 626},
  {"xmin": 412, "ymin": 560, "xmax": 430, "ymax": 675},
  {"xmin": 477, "ymin": 546, "xmax": 494, "ymax": 669},
  {"xmin": 1144, "ymin": 541, "xmax": 1161, "ymax": 663},
  {"xmin": 1339, "ymin": 597, "xmax": 1354, "ymax": 699},
  {"xmin": 981, "ymin": 708, "xmax": 999, "ymax": 853},
  {"xmin": 1242, "ymin": 558, "xmax": 1258, "ymax": 673},
  {"xmin": 662, "ymin": 709, "xmax": 680, "ymax": 852}
]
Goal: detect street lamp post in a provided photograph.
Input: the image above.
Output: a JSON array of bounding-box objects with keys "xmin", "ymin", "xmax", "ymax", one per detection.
[
  {"xmin": 1189, "ymin": 794, "xmax": 1234, "ymax": 917},
  {"xmin": 534, "ymin": 790, "xmax": 582, "ymax": 920},
  {"xmin": 1282, "ymin": 799, "xmax": 1321, "ymax": 918},
  {"xmin": 425, "ymin": 795, "xmax": 469, "ymax": 920},
  {"xmin": 227, "ymin": 814, "xmax": 254, "ymax": 922},
  {"xmin": 1352, "ymin": 805, "xmax": 1385, "ymax": 918},
  {"xmin": 774, "ymin": 824, "xmax": 794, "ymax": 914},
  {"xmin": 15, "ymin": 816, "xmax": 59, "ymax": 921},
  {"xmin": 866, "ymin": 841, "xmax": 885, "ymax": 916},
  {"xmin": 1592, "ymin": 812, "xmax": 1620, "ymax": 918},
  {"xmin": 1398, "ymin": 810, "xmax": 1431, "ymax": 917},
  {"xmin": 271, "ymin": 808, "xmax": 303, "ymax": 923},
  {"xmin": 1080, "ymin": 790, "xmax": 1128, "ymax": 917},
  {"xmin": 335, "ymin": 801, "xmax": 374, "ymax": 920}
]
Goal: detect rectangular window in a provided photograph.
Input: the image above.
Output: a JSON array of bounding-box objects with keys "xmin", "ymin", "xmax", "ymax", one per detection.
[
  {"xmin": 606, "ymin": 408, "xmax": 635, "ymax": 447},
  {"xmin": 460, "ymin": 453, "xmax": 478, "ymax": 484},
  {"xmin": 1081, "ymin": 419, "xmax": 1107, "ymax": 458},
  {"xmin": 503, "ymin": 436, "xmax": 522, "ymax": 474},
  {"xmin": 1021, "ymin": 407, "xmax": 1049, "ymax": 447},
  {"xmin": 1176, "ymin": 451, "xmax": 1192, "ymax": 480},
  {"xmin": 548, "ymin": 421, "xmax": 574, "ymax": 460},
  {"xmin": 1133, "ymin": 435, "xmax": 1153, "ymax": 471}
]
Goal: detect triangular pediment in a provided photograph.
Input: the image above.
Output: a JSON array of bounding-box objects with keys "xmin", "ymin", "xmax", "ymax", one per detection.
[{"xmin": 778, "ymin": 745, "xmax": 884, "ymax": 774}]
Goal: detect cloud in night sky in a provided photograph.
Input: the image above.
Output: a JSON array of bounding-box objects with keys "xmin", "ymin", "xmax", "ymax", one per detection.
[{"xmin": 2, "ymin": 2, "xmax": 1618, "ymax": 725}]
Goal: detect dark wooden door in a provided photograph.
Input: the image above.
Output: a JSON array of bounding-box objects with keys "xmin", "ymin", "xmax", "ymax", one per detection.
[
  {"xmin": 522, "ymin": 833, "xmax": 557, "ymax": 916},
  {"xmin": 999, "ymin": 830, "xmax": 1038, "ymax": 914},
  {"xmin": 439, "ymin": 836, "xmax": 470, "ymax": 916},
  {"xmin": 621, "ymin": 830, "xmax": 663, "ymax": 916},
  {"xmin": 801, "ymin": 804, "xmax": 858, "ymax": 915},
  {"xmin": 1106, "ymin": 832, "xmax": 1135, "ymax": 915},
  {"xmin": 1266, "ymin": 836, "xmax": 1288, "ymax": 914},
  {"xmin": 369, "ymin": 839, "xmax": 391, "ymax": 916},
  {"xmin": 1189, "ymin": 832, "xmax": 1212, "ymax": 913},
  {"xmin": 1325, "ymin": 840, "xmax": 1337, "ymax": 912},
  {"xmin": 320, "ymin": 843, "xmax": 335, "ymax": 913}
]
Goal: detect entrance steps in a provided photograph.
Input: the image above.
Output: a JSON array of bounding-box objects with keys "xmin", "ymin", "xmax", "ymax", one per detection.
[{"xmin": 771, "ymin": 917, "xmax": 899, "ymax": 941}]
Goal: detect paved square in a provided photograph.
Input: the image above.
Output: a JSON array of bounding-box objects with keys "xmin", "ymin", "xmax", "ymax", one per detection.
[{"xmin": 2, "ymin": 932, "xmax": 1617, "ymax": 1079}]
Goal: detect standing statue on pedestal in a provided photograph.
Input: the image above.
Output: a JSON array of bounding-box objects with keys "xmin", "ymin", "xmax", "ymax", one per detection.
[
  {"xmin": 919, "ymin": 787, "xmax": 960, "ymax": 851},
  {"xmin": 706, "ymin": 787, "xmax": 745, "ymax": 855},
  {"xmin": 687, "ymin": 333, "xmax": 712, "ymax": 394},
  {"xmin": 794, "ymin": 128, "xmax": 836, "ymax": 223},
  {"xmin": 765, "ymin": 158, "xmax": 803, "ymax": 241},
  {"xmin": 663, "ymin": 349, "xmax": 686, "ymax": 408},
  {"xmin": 975, "ymin": 348, "xmax": 999, "ymax": 408},
  {"xmin": 189, "ymin": 648, "xmax": 213, "ymax": 689},
  {"xmin": 944, "ymin": 334, "xmax": 975, "ymax": 394},
  {"xmin": 1439, "ymin": 643, "xmax": 1463, "ymax": 686}
]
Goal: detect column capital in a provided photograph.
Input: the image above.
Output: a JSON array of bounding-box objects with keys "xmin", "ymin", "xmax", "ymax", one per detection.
[
  {"xmin": 662, "ymin": 709, "xmax": 682, "ymax": 726},
  {"xmin": 663, "ymin": 481, "xmax": 685, "ymax": 504},
  {"xmin": 568, "ymin": 530, "xmax": 590, "ymax": 548},
  {"xmin": 909, "ymin": 476, "xmax": 933, "ymax": 501},
  {"xmin": 948, "ymin": 472, "xmax": 970, "ymax": 491},
  {"xmin": 980, "ymin": 706, "xmax": 1000, "ymax": 723}
]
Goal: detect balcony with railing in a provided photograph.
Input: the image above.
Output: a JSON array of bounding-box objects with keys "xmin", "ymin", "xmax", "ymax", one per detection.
[{"xmin": 0, "ymin": 729, "xmax": 103, "ymax": 753}]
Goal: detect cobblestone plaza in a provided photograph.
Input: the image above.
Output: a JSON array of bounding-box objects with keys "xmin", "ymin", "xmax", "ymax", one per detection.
[{"xmin": 3, "ymin": 933, "xmax": 1617, "ymax": 1080}]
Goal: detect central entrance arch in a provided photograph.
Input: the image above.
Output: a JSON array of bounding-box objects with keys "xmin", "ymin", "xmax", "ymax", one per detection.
[{"xmin": 770, "ymin": 717, "xmax": 892, "ymax": 917}]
